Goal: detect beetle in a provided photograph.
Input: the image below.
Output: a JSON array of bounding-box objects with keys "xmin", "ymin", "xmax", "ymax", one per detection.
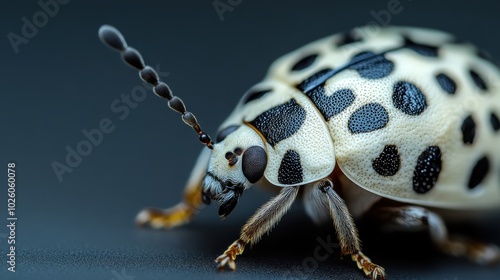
[{"xmin": 98, "ymin": 25, "xmax": 500, "ymax": 279}]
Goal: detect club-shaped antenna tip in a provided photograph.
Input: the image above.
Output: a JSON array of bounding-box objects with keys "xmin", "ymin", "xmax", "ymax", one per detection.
[
  {"xmin": 98, "ymin": 25, "xmax": 127, "ymax": 51},
  {"xmin": 98, "ymin": 24, "xmax": 214, "ymax": 150}
]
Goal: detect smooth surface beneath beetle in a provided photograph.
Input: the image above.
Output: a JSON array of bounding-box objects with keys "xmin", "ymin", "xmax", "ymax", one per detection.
[{"xmin": 2, "ymin": 0, "xmax": 500, "ymax": 279}]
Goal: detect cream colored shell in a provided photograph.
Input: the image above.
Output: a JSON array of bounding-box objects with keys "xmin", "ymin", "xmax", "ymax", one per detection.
[
  {"xmin": 265, "ymin": 26, "xmax": 500, "ymax": 209},
  {"xmin": 218, "ymin": 27, "xmax": 500, "ymax": 209}
]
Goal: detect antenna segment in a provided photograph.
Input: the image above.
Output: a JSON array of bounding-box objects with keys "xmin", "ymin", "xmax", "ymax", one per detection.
[{"xmin": 98, "ymin": 25, "xmax": 214, "ymax": 149}]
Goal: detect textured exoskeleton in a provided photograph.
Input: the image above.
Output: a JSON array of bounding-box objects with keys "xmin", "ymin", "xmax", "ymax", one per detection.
[{"xmin": 99, "ymin": 25, "xmax": 500, "ymax": 280}]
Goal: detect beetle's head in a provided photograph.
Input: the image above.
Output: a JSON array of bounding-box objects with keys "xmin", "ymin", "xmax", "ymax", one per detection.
[
  {"xmin": 202, "ymin": 125, "xmax": 268, "ymax": 218},
  {"xmin": 98, "ymin": 25, "xmax": 268, "ymax": 218}
]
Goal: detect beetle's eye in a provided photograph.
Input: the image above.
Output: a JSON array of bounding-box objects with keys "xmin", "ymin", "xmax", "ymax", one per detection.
[{"xmin": 242, "ymin": 146, "xmax": 267, "ymax": 183}]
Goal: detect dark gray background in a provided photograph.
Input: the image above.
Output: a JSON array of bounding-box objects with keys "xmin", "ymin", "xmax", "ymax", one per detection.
[{"xmin": 1, "ymin": 0, "xmax": 500, "ymax": 279}]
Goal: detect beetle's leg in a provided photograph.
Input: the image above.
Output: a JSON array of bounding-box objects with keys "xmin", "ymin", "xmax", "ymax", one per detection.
[
  {"xmin": 370, "ymin": 206, "xmax": 500, "ymax": 265},
  {"xmin": 135, "ymin": 149, "xmax": 210, "ymax": 229},
  {"xmin": 310, "ymin": 179, "xmax": 386, "ymax": 280},
  {"xmin": 215, "ymin": 186, "xmax": 300, "ymax": 270}
]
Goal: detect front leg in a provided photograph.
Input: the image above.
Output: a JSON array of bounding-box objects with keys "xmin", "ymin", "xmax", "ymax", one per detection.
[
  {"xmin": 136, "ymin": 148, "xmax": 210, "ymax": 229},
  {"xmin": 216, "ymin": 185, "xmax": 300, "ymax": 270}
]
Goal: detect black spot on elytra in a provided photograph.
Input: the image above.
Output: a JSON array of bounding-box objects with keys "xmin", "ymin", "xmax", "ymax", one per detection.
[
  {"xmin": 216, "ymin": 125, "xmax": 240, "ymax": 143},
  {"xmin": 296, "ymin": 50, "xmax": 397, "ymax": 94},
  {"xmin": 278, "ymin": 150, "xmax": 303, "ymax": 185},
  {"xmin": 348, "ymin": 103, "xmax": 389, "ymax": 134},
  {"xmin": 249, "ymin": 99, "xmax": 306, "ymax": 146},
  {"xmin": 242, "ymin": 146, "xmax": 267, "ymax": 184},
  {"xmin": 372, "ymin": 145, "xmax": 400, "ymax": 176},
  {"xmin": 435, "ymin": 73, "xmax": 457, "ymax": 95},
  {"xmin": 468, "ymin": 156, "xmax": 490, "ymax": 189},
  {"xmin": 461, "ymin": 115, "xmax": 476, "ymax": 145},
  {"xmin": 404, "ymin": 36, "xmax": 439, "ymax": 57},
  {"xmin": 305, "ymin": 86, "xmax": 355, "ymax": 121},
  {"xmin": 392, "ymin": 81, "xmax": 428, "ymax": 116},
  {"xmin": 491, "ymin": 112, "xmax": 500, "ymax": 132},
  {"xmin": 469, "ymin": 69, "xmax": 488, "ymax": 91},
  {"xmin": 291, "ymin": 54, "xmax": 319, "ymax": 72},
  {"xmin": 297, "ymin": 68, "xmax": 335, "ymax": 93},
  {"xmin": 336, "ymin": 31, "xmax": 363, "ymax": 47},
  {"xmin": 242, "ymin": 89, "xmax": 272, "ymax": 104},
  {"xmin": 348, "ymin": 51, "xmax": 394, "ymax": 79},
  {"xmin": 413, "ymin": 146, "xmax": 442, "ymax": 194}
]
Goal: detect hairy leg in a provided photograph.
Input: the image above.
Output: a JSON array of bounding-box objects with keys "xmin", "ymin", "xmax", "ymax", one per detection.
[
  {"xmin": 308, "ymin": 179, "xmax": 386, "ymax": 280},
  {"xmin": 216, "ymin": 186, "xmax": 300, "ymax": 270},
  {"xmin": 136, "ymin": 149, "xmax": 210, "ymax": 229},
  {"xmin": 370, "ymin": 205, "xmax": 500, "ymax": 265}
]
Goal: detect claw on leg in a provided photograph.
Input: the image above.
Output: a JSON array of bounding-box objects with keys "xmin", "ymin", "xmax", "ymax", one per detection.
[
  {"xmin": 351, "ymin": 252, "xmax": 386, "ymax": 280},
  {"xmin": 135, "ymin": 203, "xmax": 196, "ymax": 229},
  {"xmin": 215, "ymin": 186, "xmax": 299, "ymax": 272},
  {"xmin": 136, "ymin": 149, "xmax": 209, "ymax": 230},
  {"xmin": 312, "ymin": 181, "xmax": 387, "ymax": 279},
  {"xmin": 466, "ymin": 242, "xmax": 500, "ymax": 265},
  {"xmin": 440, "ymin": 235, "xmax": 500, "ymax": 265},
  {"xmin": 215, "ymin": 239, "xmax": 245, "ymax": 271}
]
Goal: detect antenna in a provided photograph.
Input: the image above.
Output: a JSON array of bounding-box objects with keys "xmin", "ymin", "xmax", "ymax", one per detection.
[{"xmin": 98, "ymin": 25, "xmax": 214, "ymax": 149}]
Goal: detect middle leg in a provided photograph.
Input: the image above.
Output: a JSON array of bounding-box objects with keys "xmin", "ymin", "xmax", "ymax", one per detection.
[{"xmin": 306, "ymin": 179, "xmax": 386, "ymax": 280}]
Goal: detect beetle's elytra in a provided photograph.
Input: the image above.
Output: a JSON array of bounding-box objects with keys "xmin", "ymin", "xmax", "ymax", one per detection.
[{"xmin": 99, "ymin": 25, "xmax": 500, "ymax": 279}]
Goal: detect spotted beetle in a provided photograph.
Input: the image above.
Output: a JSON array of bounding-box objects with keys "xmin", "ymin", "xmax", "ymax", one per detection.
[{"xmin": 99, "ymin": 25, "xmax": 500, "ymax": 279}]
